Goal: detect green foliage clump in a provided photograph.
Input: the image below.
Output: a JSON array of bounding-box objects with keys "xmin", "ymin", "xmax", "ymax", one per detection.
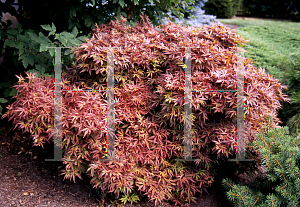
[
  {"xmin": 222, "ymin": 125, "xmax": 300, "ymax": 207},
  {"xmin": 203, "ymin": 0, "xmax": 242, "ymax": 18},
  {"xmin": 2, "ymin": 15, "xmax": 290, "ymax": 206},
  {"xmin": 0, "ymin": 22, "xmax": 88, "ymax": 115},
  {"xmin": 0, "ymin": 0, "xmax": 199, "ymax": 117}
]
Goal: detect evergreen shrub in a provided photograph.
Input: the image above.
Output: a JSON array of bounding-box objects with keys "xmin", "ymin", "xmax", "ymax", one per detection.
[
  {"xmin": 203, "ymin": 0, "xmax": 243, "ymax": 18},
  {"xmin": 2, "ymin": 15, "xmax": 290, "ymax": 206},
  {"xmin": 222, "ymin": 125, "xmax": 300, "ymax": 207}
]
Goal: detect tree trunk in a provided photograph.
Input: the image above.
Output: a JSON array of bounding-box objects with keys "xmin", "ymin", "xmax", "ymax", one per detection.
[{"xmin": 127, "ymin": 1, "xmax": 136, "ymax": 19}]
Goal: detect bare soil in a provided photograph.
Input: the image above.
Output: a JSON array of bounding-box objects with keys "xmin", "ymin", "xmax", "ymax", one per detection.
[{"xmin": 0, "ymin": 121, "xmax": 233, "ymax": 207}]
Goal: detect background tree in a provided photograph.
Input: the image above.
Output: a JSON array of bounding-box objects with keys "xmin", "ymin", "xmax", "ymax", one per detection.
[
  {"xmin": 0, "ymin": 0, "xmax": 200, "ymax": 119},
  {"xmin": 202, "ymin": 0, "xmax": 242, "ymax": 19},
  {"xmin": 243, "ymin": 0, "xmax": 300, "ymax": 20}
]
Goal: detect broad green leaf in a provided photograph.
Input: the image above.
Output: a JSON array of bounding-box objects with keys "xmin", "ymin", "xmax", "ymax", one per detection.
[
  {"xmin": 91, "ymin": 0, "xmax": 95, "ymax": 6},
  {"xmin": 113, "ymin": 0, "xmax": 118, "ymax": 4},
  {"xmin": 133, "ymin": 0, "xmax": 139, "ymax": 5},
  {"xmin": 55, "ymin": 34, "xmax": 68, "ymax": 46},
  {"xmin": 38, "ymin": 32, "xmax": 51, "ymax": 43},
  {"xmin": 17, "ymin": 23, "xmax": 23, "ymax": 33},
  {"xmin": 27, "ymin": 54, "xmax": 34, "ymax": 66},
  {"xmin": 7, "ymin": 28, "xmax": 18, "ymax": 35},
  {"xmin": 51, "ymin": 23, "xmax": 56, "ymax": 33},
  {"xmin": 0, "ymin": 98, "xmax": 8, "ymax": 103},
  {"xmin": 116, "ymin": 6, "xmax": 121, "ymax": 17},
  {"xmin": 119, "ymin": 0, "xmax": 125, "ymax": 8},
  {"xmin": 4, "ymin": 88, "xmax": 11, "ymax": 98},
  {"xmin": 18, "ymin": 33, "xmax": 28, "ymax": 42},
  {"xmin": 49, "ymin": 48, "xmax": 55, "ymax": 57},
  {"xmin": 0, "ymin": 105, "xmax": 2, "ymax": 115},
  {"xmin": 84, "ymin": 16, "xmax": 93, "ymax": 27},
  {"xmin": 41, "ymin": 24, "xmax": 52, "ymax": 31},
  {"xmin": 64, "ymin": 49, "xmax": 70, "ymax": 55},
  {"xmin": 8, "ymin": 88, "xmax": 17, "ymax": 97},
  {"xmin": 77, "ymin": 35, "xmax": 87, "ymax": 42},
  {"xmin": 20, "ymin": 54, "xmax": 29, "ymax": 68},
  {"xmin": 69, "ymin": 38, "xmax": 81, "ymax": 46},
  {"xmin": 129, "ymin": 20, "xmax": 136, "ymax": 27},
  {"xmin": 121, "ymin": 12, "xmax": 127, "ymax": 17},
  {"xmin": 35, "ymin": 64, "xmax": 46, "ymax": 74},
  {"xmin": 3, "ymin": 39, "xmax": 16, "ymax": 48},
  {"xmin": 40, "ymin": 43, "xmax": 49, "ymax": 52},
  {"xmin": 72, "ymin": 26, "xmax": 78, "ymax": 37},
  {"xmin": 19, "ymin": 47, "xmax": 24, "ymax": 56},
  {"xmin": 69, "ymin": 7, "xmax": 76, "ymax": 18},
  {"xmin": 28, "ymin": 32, "xmax": 40, "ymax": 43},
  {"xmin": 48, "ymin": 31, "xmax": 55, "ymax": 37},
  {"xmin": 60, "ymin": 36, "xmax": 69, "ymax": 46},
  {"xmin": 61, "ymin": 31, "xmax": 74, "ymax": 39}
]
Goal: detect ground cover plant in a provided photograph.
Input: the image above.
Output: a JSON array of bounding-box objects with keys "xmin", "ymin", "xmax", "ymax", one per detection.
[
  {"xmin": 219, "ymin": 18, "xmax": 300, "ymax": 139},
  {"xmin": 2, "ymin": 15, "xmax": 290, "ymax": 206}
]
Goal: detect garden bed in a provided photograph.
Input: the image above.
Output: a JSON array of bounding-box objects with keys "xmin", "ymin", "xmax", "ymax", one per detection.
[{"xmin": 0, "ymin": 124, "xmax": 232, "ymax": 207}]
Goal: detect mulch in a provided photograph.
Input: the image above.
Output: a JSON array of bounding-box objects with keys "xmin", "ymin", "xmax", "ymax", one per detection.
[{"xmin": 0, "ymin": 121, "xmax": 234, "ymax": 207}]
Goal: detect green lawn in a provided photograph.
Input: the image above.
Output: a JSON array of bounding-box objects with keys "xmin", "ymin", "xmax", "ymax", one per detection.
[
  {"xmin": 217, "ymin": 18, "xmax": 300, "ymax": 81},
  {"xmin": 217, "ymin": 18, "xmax": 300, "ymax": 135}
]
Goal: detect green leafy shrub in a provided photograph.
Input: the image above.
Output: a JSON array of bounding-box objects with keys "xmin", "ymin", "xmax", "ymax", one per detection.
[
  {"xmin": 222, "ymin": 125, "xmax": 300, "ymax": 207},
  {"xmin": 0, "ymin": 21, "xmax": 88, "ymax": 116},
  {"xmin": 203, "ymin": 0, "xmax": 242, "ymax": 18},
  {"xmin": 2, "ymin": 15, "xmax": 290, "ymax": 206},
  {"xmin": 0, "ymin": 0, "xmax": 201, "ymax": 118}
]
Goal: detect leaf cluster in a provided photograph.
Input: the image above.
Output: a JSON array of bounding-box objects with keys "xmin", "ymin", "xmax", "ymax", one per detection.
[
  {"xmin": 2, "ymin": 15, "xmax": 291, "ymax": 206},
  {"xmin": 222, "ymin": 126, "xmax": 300, "ymax": 207}
]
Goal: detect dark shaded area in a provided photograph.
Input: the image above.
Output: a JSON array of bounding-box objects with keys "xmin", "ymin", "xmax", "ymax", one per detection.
[
  {"xmin": 203, "ymin": 0, "xmax": 242, "ymax": 18},
  {"xmin": 243, "ymin": 0, "xmax": 300, "ymax": 21}
]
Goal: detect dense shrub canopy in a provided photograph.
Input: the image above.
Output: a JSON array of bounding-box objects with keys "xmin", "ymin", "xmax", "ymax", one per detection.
[{"xmin": 2, "ymin": 15, "xmax": 290, "ymax": 205}]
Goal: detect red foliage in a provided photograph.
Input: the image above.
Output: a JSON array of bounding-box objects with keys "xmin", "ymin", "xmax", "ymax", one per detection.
[{"xmin": 2, "ymin": 15, "xmax": 290, "ymax": 206}]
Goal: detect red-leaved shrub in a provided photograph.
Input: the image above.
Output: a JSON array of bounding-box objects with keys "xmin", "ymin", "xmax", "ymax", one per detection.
[{"xmin": 2, "ymin": 15, "xmax": 290, "ymax": 206}]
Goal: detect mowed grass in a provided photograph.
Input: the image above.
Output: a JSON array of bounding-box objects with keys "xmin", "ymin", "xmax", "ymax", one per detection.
[{"xmin": 217, "ymin": 18, "xmax": 300, "ymax": 81}]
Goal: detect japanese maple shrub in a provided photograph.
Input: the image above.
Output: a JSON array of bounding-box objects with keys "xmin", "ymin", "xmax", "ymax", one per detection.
[{"xmin": 2, "ymin": 15, "xmax": 290, "ymax": 206}]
